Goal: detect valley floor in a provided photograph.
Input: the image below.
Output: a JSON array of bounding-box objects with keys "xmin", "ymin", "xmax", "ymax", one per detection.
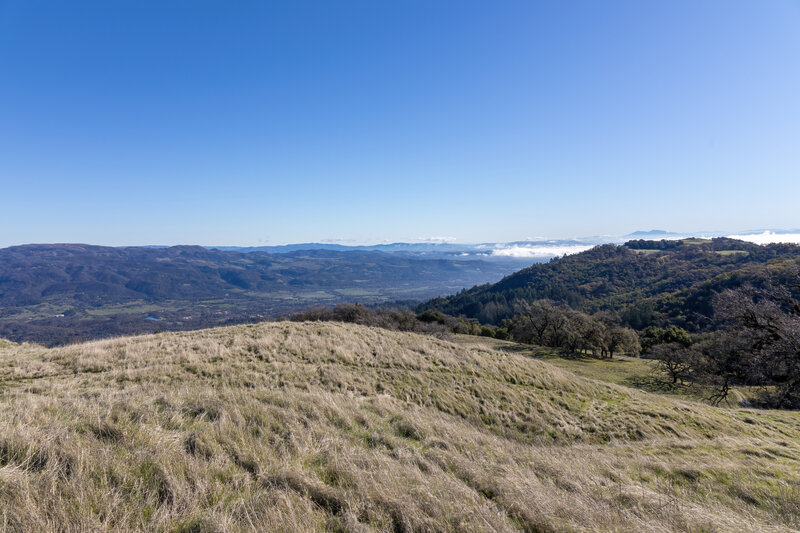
[{"xmin": 0, "ymin": 323, "xmax": 798, "ymax": 532}]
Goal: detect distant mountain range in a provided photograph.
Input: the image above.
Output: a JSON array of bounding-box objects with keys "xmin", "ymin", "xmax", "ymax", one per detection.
[
  {"xmin": 0, "ymin": 244, "xmax": 531, "ymax": 345},
  {"xmin": 204, "ymin": 228, "xmax": 800, "ymax": 259}
]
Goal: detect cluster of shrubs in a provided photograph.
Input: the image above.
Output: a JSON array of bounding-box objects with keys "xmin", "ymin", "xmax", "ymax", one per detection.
[
  {"xmin": 288, "ymin": 304, "xmax": 496, "ymax": 338},
  {"xmin": 504, "ymin": 300, "xmax": 640, "ymax": 357},
  {"xmin": 290, "ymin": 299, "xmax": 645, "ymax": 359}
]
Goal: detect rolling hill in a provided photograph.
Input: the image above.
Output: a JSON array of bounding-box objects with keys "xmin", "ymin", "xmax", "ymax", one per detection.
[{"xmin": 1, "ymin": 322, "xmax": 798, "ymax": 531}]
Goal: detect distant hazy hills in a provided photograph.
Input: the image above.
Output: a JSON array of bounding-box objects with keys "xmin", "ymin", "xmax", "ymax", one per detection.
[
  {"xmin": 208, "ymin": 240, "xmax": 599, "ymax": 260},
  {"xmin": 0, "ymin": 243, "xmax": 528, "ymax": 344}
]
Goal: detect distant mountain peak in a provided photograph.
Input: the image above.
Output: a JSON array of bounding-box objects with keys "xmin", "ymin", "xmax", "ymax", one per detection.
[{"xmin": 627, "ymin": 229, "xmax": 674, "ymax": 236}]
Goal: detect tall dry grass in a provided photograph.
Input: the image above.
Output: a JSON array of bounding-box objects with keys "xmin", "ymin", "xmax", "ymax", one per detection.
[{"xmin": 0, "ymin": 322, "xmax": 798, "ymax": 532}]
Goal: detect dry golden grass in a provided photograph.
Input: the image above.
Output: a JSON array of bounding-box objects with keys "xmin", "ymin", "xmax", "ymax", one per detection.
[
  {"xmin": 0, "ymin": 339, "xmax": 15, "ymax": 349},
  {"xmin": 0, "ymin": 322, "xmax": 799, "ymax": 532}
]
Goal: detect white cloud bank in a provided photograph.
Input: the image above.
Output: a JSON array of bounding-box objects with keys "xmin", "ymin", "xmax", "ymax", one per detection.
[
  {"xmin": 488, "ymin": 232, "xmax": 800, "ymax": 258},
  {"xmin": 490, "ymin": 244, "xmax": 594, "ymax": 258},
  {"xmin": 727, "ymin": 231, "xmax": 800, "ymax": 245}
]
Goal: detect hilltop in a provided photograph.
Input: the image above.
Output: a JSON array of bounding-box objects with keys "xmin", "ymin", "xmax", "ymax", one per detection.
[
  {"xmin": 1, "ymin": 322, "xmax": 798, "ymax": 531},
  {"xmin": 420, "ymin": 238, "xmax": 800, "ymax": 330}
]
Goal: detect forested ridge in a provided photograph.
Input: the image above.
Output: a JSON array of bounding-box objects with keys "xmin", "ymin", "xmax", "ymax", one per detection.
[{"xmin": 420, "ymin": 238, "xmax": 800, "ymax": 331}]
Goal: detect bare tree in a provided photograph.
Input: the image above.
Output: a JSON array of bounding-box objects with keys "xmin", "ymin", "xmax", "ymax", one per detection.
[
  {"xmin": 512, "ymin": 300, "xmax": 554, "ymax": 345},
  {"xmin": 710, "ymin": 283, "xmax": 800, "ymax": 407},
  {"xmin": 607, "ymin": 326, "xmax": 641, "ymax": 358},
  {"xmin": 648, "ymin": 343, "xmax": 697, "ymax": 385}
]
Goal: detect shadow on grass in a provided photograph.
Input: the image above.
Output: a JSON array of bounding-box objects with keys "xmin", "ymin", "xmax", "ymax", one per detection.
[
  {"xmin": 488, "ymin": 342, "xmax": 591, "ymax": 360},
  {"xmin": 622, "ymin": 374, "xmax": 690, "ymax": 395},
  {"xmin": 493, "ymin": 343, "xmax": 632, "ymax": 364}
]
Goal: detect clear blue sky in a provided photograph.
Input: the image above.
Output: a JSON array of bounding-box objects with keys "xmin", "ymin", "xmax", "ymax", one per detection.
[{"xmin": 1, "ymin": 1, "xmax": 799, "ymax": 247}]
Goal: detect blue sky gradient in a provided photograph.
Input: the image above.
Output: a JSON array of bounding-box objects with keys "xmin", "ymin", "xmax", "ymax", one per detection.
[{"xmin": 1, "ymin": 1, "xmax": 799, "ymax": 246}]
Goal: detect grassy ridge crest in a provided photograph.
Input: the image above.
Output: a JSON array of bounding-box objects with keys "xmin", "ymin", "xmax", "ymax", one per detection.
[{"xmin": 0, "ymin": 322, "xmax": 798, "ymax": 531}]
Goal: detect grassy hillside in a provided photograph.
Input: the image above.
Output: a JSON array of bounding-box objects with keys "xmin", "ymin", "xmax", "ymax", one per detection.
[
  {"xmin": 0, "ymin": 338, "xmax": 16, "ymax": 349},
  {"xmin": 452, "ymin": 335, "xmax": 762, "ymax": 406},
  {"xmin": 1, "ymin": 323, "xmax": 799, "ymax": 532}
]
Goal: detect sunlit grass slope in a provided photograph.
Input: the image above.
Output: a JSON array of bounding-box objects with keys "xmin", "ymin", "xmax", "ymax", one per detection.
[
  {"xmin": 452, "ymin": 335, "xmax": 760, "ymax": 406},
  {"xmin": 1, "ymin": 322, "xmax": 799, "ymax": 532}
]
